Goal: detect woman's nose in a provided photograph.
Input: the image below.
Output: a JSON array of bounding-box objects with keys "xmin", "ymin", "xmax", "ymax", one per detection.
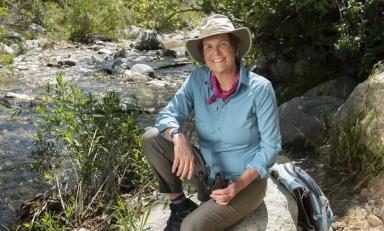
[{"xmin": 212, "ymin": 46, "xmax": 220, "ymax": 55}]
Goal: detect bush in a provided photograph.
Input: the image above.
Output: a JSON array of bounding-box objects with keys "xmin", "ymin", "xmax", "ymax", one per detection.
[
  {"xmin": 32, "ymin": 73, "xmax": 153, "ymax": 199},
  {"xmin": 18, "ymin": 74, "xmax": 155, "ymax": 229}
]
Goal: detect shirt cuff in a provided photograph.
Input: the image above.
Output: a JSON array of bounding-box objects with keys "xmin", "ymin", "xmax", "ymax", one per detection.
[{"xmin": 246, "ymin": 163, "xmax": 268, "ymax": 179}]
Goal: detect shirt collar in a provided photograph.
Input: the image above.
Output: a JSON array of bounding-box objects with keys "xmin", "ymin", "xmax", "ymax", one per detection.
[{"xmin": 238, "ymin": 60, "xmax": 250, "ymax": 87}]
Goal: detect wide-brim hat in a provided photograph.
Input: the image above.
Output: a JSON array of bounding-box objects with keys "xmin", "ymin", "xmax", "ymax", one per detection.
[{"xmin": 185, "ymin": 14, "xmax": 252, "ymax": 64}]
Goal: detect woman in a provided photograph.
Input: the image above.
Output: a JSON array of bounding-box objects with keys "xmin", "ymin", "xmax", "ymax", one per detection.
[{"xmin": 142, "ymin": 14, "xmax": 281, "ymax": 231}]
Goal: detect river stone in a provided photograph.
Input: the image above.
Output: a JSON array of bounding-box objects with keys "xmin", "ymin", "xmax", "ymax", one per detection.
[
  {"xmin": 10, "ymin": 44, "xmax": 20, "ymax": 54},
  {"xmin": 5, "ymin": 31, "xmax": 23, "ymax": 41},
  {"xmin": 97, "ymin": 48, "xmax": 113, "ymax": 55},
  {"xmin": 58, "ymin": 59, "xmax": 76, "ymax": 67},
  {"xmin": 28, "ymin": 23, "xmax": 47, "ymax": 34},
  {"xmin": 1, "ymin": 43, "xmax": 15, "ymax": 54},
  {"xmin": 123, "ymin": 70, "xmax": 149, "ymax": 82},
  {"xmin": 124, "ymin": 25, "xmax": 144, "ymax": 39},
  {"xmin": 5, "ymin": 92, "xmax": 35, "ymax": 101},
  {"xmin": 145, "ymin": 178, "xmax": 298, "ymax": 230},
  {"xmin": 147, "ymin": 80, "xmax": 169, "ymax": 87},
  {"xmin": 25, "ymin": 40, "xmax": 43, "ymax": 50},
  {"xmin": 112, "ymin": 57, "xmax": 130, "ymax": 70},
  {"xmin": 114, "ymin": 48, "xmax": 129, "ymax": 59},
  {"xmin": 279, "ymin": 96, "xmax": 344, "ymax": 152},
  {"xmin": 131, "ymin": 63, "xmax": 154, "ymax": 78},
  {"xmin": 304, "ymin": 76, "xmax": 357, "ymax": 100}
]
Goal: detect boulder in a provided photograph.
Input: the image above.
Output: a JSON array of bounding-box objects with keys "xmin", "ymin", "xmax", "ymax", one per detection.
[
  {"xmin": 304, "ymin": 76, "xmax": 357, "ymax": 100},
  {"xmin": 279, "ymin": 96, "xmax": 344, "ymax": 152},
  {"xmin": 131, "ymin": 63, "xmax": 155, "ymax": 78},
  {"xmin": 333, "ymin": 68, "xmax": 384, "ymax": 155},
  {"xmin": 122, "ymin": 70, "xmax": 149, "ymax": 82},
  {"xmin": 146, "ymin": 178, "xmax": 298, "ymax": 231},
  {"xmin": 270, "ymin": 60, "xmax": 294, "ymax": 83}
]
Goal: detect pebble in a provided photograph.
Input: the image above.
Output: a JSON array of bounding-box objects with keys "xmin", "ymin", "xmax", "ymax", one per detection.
[
  {"xmin": 368, "ymin": 214, "xmax": 383, "ymax": 227},
  {"xmin": 5, "ymin": 92, "xmax": 35, "ymax": 101},
  {"xmin": 360, "ymin": 188, "xmax": 370, "ymax": 200}
]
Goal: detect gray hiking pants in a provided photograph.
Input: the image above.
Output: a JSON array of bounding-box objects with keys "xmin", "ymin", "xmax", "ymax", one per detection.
[{"xmin": 142, "ymin": 127, "xmax": 267, "ymax": 231}]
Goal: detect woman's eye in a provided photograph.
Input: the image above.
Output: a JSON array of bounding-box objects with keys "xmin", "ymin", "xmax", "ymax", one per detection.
[{"xmin": 204, "ymin": 46, "xmax": 211, "ymax": 51}]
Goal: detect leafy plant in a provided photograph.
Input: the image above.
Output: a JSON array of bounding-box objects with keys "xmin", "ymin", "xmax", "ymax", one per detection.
[
  {"xmin": 26, "ymin": 73, "xmax": 155, "ymax": 228},
  {"xmin": 111, "ymin": 195, "xmax": 152, "ymax": 231}
]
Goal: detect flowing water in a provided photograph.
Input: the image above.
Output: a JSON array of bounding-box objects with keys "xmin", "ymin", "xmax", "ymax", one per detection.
[{"xmin": 0, "ymin": 39, "xmax": 193, "ymax": 227}]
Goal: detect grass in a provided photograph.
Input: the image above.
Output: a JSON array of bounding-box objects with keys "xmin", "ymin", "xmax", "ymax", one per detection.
[{"xmin": 320, "ymin": 64, "xmax": 384, "ymax": 182}]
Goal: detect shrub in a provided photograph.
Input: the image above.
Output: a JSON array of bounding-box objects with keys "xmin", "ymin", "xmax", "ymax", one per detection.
[
  {"xmin": 18, "ymin": 74, "xmax": 155, "ymax": 229},
  {"xmin": 31, "ymin": 73, "xmax": 153, "ymax": 201}
]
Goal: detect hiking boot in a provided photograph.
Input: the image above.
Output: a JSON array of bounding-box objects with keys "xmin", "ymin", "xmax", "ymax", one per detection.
[{"xmin": 164, "ymin": 198, "xmax": 198, "ymax": 231}]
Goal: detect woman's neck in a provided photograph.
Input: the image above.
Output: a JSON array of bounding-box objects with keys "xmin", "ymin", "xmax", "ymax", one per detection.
[{"xmin": 214, "ymin": 68, "xmax": 239, "ymax": 91}]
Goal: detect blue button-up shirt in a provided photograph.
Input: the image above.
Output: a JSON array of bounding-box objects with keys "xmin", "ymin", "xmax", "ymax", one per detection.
[{"xmin": 156, "ymin": 62, "xmax": 281, "ymax": 179}]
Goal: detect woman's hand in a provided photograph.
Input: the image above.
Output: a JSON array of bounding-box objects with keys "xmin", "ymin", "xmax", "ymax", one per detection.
[
  {"xmin": 172, "ymin": 133, "xmax": 195, "ymax": 180},
  {"xmin": 210, "ymin": 168, "xmax": 259, "ymax": 205},
  {"xmin": 210, "ymin": 178, "xmax": 245, "ymax": 205}
]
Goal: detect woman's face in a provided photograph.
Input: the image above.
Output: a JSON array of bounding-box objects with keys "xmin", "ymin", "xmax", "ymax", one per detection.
[{"xmin": 202, "ymin": 33, "xmax": 237, "ymax": 77}]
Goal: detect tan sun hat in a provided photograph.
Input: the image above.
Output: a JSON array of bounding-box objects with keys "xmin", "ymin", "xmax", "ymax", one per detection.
[{"xmin": 185, "ymin": 14, "xmax": 252, "ymax": 64}]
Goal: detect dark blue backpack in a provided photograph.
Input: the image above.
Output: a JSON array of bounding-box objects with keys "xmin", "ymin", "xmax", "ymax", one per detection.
[{"xmin": 270, "ymin": 163, "xmax": 333, "ymax": 231}]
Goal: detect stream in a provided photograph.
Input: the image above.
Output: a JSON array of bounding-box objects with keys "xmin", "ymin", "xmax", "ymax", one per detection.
[{"xmin": 0, "ymin": 37, "xmax": 193, "ymax": 227}]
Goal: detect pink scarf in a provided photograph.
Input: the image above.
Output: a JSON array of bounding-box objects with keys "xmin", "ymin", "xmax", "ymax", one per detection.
[{"xmin": 207, "ymin": 72, "xmax": 240, "ymax": 105}]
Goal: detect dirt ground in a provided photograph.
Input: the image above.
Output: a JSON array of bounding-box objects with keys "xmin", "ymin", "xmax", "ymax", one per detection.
[{"xmin": 297, "ymin": 158, "xmax": 384, "ymax": 231}]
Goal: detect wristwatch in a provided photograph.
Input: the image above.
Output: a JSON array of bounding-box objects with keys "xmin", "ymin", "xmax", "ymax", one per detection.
[{"xmin": 170, "ymin": 128, "xmax": 182, "ymax": 138}]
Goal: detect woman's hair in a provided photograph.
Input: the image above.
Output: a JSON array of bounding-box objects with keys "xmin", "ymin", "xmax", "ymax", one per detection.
[{"xmin": 199, "ymin": 33, "xmax": 240, "ymax": 58}]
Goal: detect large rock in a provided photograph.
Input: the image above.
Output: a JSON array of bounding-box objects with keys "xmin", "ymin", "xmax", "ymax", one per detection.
[
  {"xmin": 279, "ymin": 96, "xmax": 344, "ymax": 152},
  {"xmin": 333, "ymin": 68, "xmax": 384, "ymax": 154},
  {"xmin": 131, "ymin": 63, "xmax": 155, "ymax": 78},
  {"xmin": 146, "ymin": 178, "xmax": 298, "ymax": 231},
  {"xmin": 304, "ymin": 76, "xmax": 357, "ymax": 100}
]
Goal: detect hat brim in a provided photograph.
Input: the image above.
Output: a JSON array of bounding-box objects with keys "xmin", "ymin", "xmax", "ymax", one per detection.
[{"xmin": 185, "ymin": 27, "xmax": 252, "ymax": 64}]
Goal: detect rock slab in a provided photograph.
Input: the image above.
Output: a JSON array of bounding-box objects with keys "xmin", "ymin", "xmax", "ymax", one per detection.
[{"xmin": 146, "ymin": 178, "xmax": 298, "ymax": 231}]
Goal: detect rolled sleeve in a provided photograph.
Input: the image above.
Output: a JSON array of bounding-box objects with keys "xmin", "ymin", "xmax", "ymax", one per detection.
[
  {"xmin": 155, "ymin": 75, "xmax": 194, "ymax": 134},
  {"xmin": 246, "ymin": 82, "xmax": 281, "ymax": 178}
]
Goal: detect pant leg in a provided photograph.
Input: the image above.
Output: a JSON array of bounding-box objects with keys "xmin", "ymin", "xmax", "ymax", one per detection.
[
  {"xmin": 142, "ymin": 127, "xmax": 206, "ymax": 193},
  {"xmin": 181, "ymin": 177, "xmax": 268, "ymax": 231}
]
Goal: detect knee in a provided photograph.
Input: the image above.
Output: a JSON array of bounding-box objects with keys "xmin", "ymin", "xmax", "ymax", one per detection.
[{"xmin": 142, "ymin": 127, "xmax": 160, "ymax": 153}]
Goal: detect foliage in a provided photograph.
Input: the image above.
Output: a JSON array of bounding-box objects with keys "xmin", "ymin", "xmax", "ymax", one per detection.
[
  {"xmin": 111, "ymin": 195, "xmax": 152, "ymax": 231},
  {"xmin": 200, "ymin": 0, "xmax": 384, "ymax": 103},
  {"xmin": 16, "ymin": 74, "xmax": 155, "ymax": 229},
  {"xmin": 31, "ymin": 73, "xmax": 153, "ymax": 200},
  {"xmin": 66, "ymin": 0, "xmax": 126, "ymax": 42},
  {"xmin": 5, "ymin": 0, "xmax": 201, "ymax": 41},
  {"xmin": 126, "ymin": 0, "xmax": 182, "ymax": 32},
  {"xmin": 134, "ymin": 32, "xmax": 162, "ymax": 51}
]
